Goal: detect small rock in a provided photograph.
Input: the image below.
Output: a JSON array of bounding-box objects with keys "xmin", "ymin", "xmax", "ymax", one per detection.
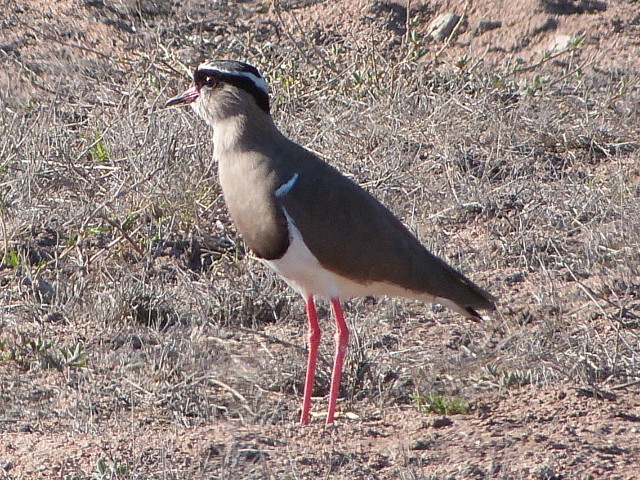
[
  {"xmin": 35, "ymin": 278, "xmax": 55, "ymax": 304},
  {"xmin": 595, "ymin": 444, "xmax": 626, "ymax": 455},
  {"xmin": 472, "ymin": 20, "xmax": 502, "ymax": 36},
  {"xmin": 131, "ymin": 335, "xmax": 143, "ymax": 350},
  {"xmin": 533, "ymin": 433, "xmax": 548, "ymax": 443},
  {"xmin": 476, "ymin": 402, "xmax": 492, "ymax": 419},
  {"xmin": 561, "ymin": 269, "xmax": 590, "ymax": 281},
  {"xmin": 430, "ymin": 416, "xmax": 453, "ymax": 428},
  {"xmin": 44, "ymin": 312, "xmax": 64, "ymax": 323},
  {"xmin": 139, "ymin": 0, "xmax": 171, "ymax": 17},
  {"xmin": 428, "ymin": 13, "xmax": 460, "ymax": 42},
  {"xmin": 0, "ymin": 40, "xmax": 26, "ymax": 56},
  {"xmin": 614, "ymin": 411, "xmax": 640, "ymax": 422},
  {"xmin": 464, "ymin": 463, "xmax": 486, "ymax": 477},
  {"xmin": 531, "ymin": 17, "xmax": 558, "ymax": 36},
  {"xmin": 409, "ymin": 439, "xmax": 433, "ymax": 450},
  {"xmin": 103, "ymin": 18, "xmax": 137, "ymax": 34},
  {"xmin": 505, "ymin": 272, "xmax": 525, "ymax": 285},
  {"xmin": 549, "ymin": 34, "xmax": 574, "ymax": 52},
  {"xmin": 19, "ymin": 423, "xmax": 34, "ymax": 433},
  {"xmin": 535, "ymin": 466, "xmax": 558, "ymax": 480}
]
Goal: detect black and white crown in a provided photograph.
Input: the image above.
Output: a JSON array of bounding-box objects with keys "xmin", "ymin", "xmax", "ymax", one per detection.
[{"xmin": 195, "ymin": 60, "xmax": 270, "ymax": 112}]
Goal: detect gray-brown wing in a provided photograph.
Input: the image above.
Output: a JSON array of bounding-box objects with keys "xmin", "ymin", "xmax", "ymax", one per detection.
[{"xmin": 279, "ymin": 152, "xmax": 495, "ymax": 314}]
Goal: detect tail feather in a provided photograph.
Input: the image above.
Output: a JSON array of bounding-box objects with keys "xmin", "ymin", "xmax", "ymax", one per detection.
[
  {"xmin": 435, "ymin": 297, "xmax": 492, "ymax": 321},
  {"xmin": 426, "ymin": 253, "xmax": 497, "ymax": 319}
]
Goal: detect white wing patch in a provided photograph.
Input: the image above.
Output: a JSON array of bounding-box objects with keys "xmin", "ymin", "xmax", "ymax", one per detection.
[{"xmin": 275, "ymin": 173, "xmax": 299, "ymax": 198}]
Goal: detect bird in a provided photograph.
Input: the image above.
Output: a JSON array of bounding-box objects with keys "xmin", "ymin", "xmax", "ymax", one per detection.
[{"xmin": 165, "ymin": 60, "xmax": 496, "ymax": 425}]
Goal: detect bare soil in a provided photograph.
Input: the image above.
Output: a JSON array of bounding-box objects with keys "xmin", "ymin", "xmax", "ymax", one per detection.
[{"xmin": 1, "ymin": 0, "xmax": 639, "ymax": 478}]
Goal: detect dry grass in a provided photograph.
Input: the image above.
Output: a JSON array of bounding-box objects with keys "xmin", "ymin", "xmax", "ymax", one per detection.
[{"xmin": 1, "ymin": 0, "xmax": 639, "ymax": 477}]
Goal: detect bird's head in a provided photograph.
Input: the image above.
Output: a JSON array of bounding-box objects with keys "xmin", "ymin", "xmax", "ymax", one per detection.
[{"xmin": 165, "ymin": 60, "xmax": 270, "ymax": 125}]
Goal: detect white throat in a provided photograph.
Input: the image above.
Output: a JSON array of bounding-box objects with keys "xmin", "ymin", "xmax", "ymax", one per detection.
[
  {"xmin": 204, "ymin": 115, "xmax": 245, "ymax": 159},
  {"xmin": 190, "ymin": 97, "xmax": 244, "ymax": 157}
]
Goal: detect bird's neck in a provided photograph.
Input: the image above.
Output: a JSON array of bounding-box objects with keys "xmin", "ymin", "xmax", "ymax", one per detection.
[{"xmin": 212, "ymin": 112, "xmax": 281, "ymax": 159}]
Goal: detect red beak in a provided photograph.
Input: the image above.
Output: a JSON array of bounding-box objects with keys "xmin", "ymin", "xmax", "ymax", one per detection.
[{"xmin": 165, "ymin": 84, "xmax": 199, "ymax": 107}]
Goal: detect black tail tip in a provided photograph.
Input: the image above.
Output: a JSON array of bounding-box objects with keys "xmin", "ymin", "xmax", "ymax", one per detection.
[{"xmin": 465, "ymin": 299, "xmax": 497, "ymax": 321}]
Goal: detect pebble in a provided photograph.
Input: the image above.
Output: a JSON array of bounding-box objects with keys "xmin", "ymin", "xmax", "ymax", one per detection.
[{"xmin": 428, "ymin": 13, "xmax": 460, "ymax": 42}]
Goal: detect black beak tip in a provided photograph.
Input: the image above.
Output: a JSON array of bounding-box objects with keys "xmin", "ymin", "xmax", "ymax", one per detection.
[
  {"xmin": 164, "ymin": 95, "xmax": 186, "ymax": 108},
  {"xmin": 164, "ymin": 85, "xmax": 199, "ymax": 108}
]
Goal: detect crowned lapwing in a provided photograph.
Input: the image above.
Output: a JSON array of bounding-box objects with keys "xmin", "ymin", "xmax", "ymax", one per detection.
[{"xmin": 166, "ymin": 60, "xmax": 496, "ymax": 425}]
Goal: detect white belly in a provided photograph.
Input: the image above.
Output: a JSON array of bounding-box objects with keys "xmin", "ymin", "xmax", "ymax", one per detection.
[{"xmin": 263, "ymin": 210, "xmax": 436, "ymax": 303}]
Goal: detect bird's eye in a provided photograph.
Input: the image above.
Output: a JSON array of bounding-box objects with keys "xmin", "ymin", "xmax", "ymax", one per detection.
[{"xmin": 204, "ymin": 76, "xmax": 217, "ymax": 88}]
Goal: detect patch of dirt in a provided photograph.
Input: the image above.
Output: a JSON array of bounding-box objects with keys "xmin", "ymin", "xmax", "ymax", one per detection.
[{"xmin": 2, "ymin": 387, "xmax": 639, "ymax": 478}]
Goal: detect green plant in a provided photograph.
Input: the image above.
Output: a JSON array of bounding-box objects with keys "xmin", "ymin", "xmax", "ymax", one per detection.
[
  {"xmin": 268, "ymin": 66, "xmax": 296, "ymax": 91},
  {"xmin": 456, "ymin": 54, "xmax": 472, "ymax": 70},
  {"xmin": 568, "ymin": 35, "xmax": 585, "ymax": 50},
  {"xmin": 92, "ymin": 458, "xmax": 131, "ymax": 479},
  {"xmin": 481, "ymin": 365, "xmax": 534, "ymax": 389},
  {"xmin": 2, "ymin": 248, "xmax": 20, "ymax": 268},
  {"xmin": 89, "ymin": 130, "xmax": 110, "ymax": 163},
  {"xmin": 59, "ymin": 343, "xmax": 87, "ymax": 368},
  {"xmin": 352, "ymin": 69, "xmax": 379, "ymax": 86},
  {"xmin": 0, "ymin": 339, "xmax": 13, "ymax": 361},
  {"xmin": 85, "ymin": 225, "xmax": 110, "ymax": 236},
  {"xmin": 16, "ymin": 336, "xmax": 87, "ymax": 370},
  {"xmin": 27, "ymin": 337, "xmax": 55, "ymax": 356},
  {"xmin": 121, "ymin": 213, "xmax": 138, "ymax": 231},
  {"xmin": 412, "ymin": 393, "xmax": 470, "ymax": 415},
  {"xmin": 407, "ymin": 28, "xmax": 427, "ymax": 60}
]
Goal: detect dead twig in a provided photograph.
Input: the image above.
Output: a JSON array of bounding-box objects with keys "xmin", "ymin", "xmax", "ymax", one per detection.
[
  {"xmin": 99, "ymin": 214, "xmax": 146, "ymax": 258},
  {"xmin": 271, "ymin": 0, "xmax": 338, "ymax": 74},
  {"xmin": 432, "ymin": 0, "xmax": 471, "ymax": 63}
]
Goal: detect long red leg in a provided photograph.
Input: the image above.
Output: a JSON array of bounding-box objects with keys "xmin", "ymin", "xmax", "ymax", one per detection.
[
  {"xmin": 300, "ymin": 296, "xmax": 321, "ymax": 425},
  {"xmin": 327, "ymin": 297, "xmax": 349, "ymax": 424}
]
